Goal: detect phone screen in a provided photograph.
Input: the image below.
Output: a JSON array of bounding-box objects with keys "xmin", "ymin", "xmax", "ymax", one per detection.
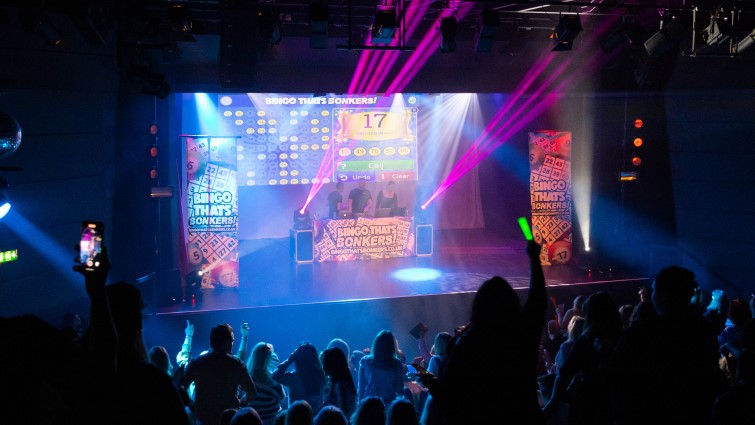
[{"xmin": 80, "ymin": 222, "xmax": 103, "ymax": 269}]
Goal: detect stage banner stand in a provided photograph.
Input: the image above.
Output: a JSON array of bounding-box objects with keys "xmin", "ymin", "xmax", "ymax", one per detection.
[
  {"xmin": 183, "ymin": 136, "xmax": 240, "ymax": 289},
  {"xmin": 528, "ymin": 131, "xmax": 573, "ymax": 265}
]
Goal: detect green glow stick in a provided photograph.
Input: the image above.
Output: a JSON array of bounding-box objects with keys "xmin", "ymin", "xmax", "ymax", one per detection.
[{"xmin": 518, "ymin": 217, "xmax": 533, "ymax": 241}]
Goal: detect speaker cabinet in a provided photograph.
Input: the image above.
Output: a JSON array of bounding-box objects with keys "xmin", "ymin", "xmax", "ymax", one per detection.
[
  {"xmin": 416, "ymin": 224, "xmax": 433, "ymax": 256},
  {"xmin": 290, "ymin": 228, "xmax": 314, "ymax": 263}
]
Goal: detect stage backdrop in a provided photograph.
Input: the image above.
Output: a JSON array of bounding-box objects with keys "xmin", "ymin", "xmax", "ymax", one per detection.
[
  {"xmin": 183, "ymin": 136, "xmax": 240, "ymax": 288},
  {"xmin": 528, "ymin": 131, "xmax": 573, "ymax": 265}
]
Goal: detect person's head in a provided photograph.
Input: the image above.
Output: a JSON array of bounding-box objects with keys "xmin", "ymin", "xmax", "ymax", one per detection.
[
  {"xmin": 336, "ymin": 182, "xmax": 344, "ymax": 192},
  {"xmin": 220, "ymin": 408, "xmax": 239, "ymax": 425},
  {"xmin": 619, "ymin": 304, "xmax": 634, "ymax": 329},
  {"xmin": 546, "ymin": 320, "xmax": 559, "ymax": 338},
  {"xmin": 387, "ymin": 181, "xmax": 396, "ymax": 190},
  {"xmin": 371, "ymin": 330, "xmax": 397, "ymax": 367},
  {"xmin": 471, "ymin": 276, "xmax": 520, "ymax": 329},
  {"xmin": 210, "ymin": 323, "xmax": 235, "ymax": 353},
  {"xmin": 566, "ymin": 316, "xmax": 585, "ymax": 342},
  {"xmin": 652, "ymin": 266, "xmax": 698, "ymax": 316},
  {"xmin": 628, "ymin": 300, "xmax": 658, "ymax": 327},
  {"xmin": 313, "ymin": 405, "xmax": 348, "ymax": 425},
  {"xmin": 432, "ymin": 332, "xmax": 452, "ymax": 358},
  {"xmin": 249, "ymin": 342, "xmax": 275, "ymax": 383},
  {"xmin": 285, "ymin": 400, "xmax": 313, "ymax": 425},
  {"xmin": 358, "ymin": 181, "xmax": 366, "ymax": 189},
  {"xmin": 294, "ymin": 342, "xmax": 325, "ymax": 395},
  {"xmin": 321, "ymin": 347, "xmax": 352, "ymax": 384},
  {"xmin": 350, "ymin": 350, "xmax": 365, "ymax": 370},
  {"xmin": 386, "ymin": 397, "xmax": 417, "ymax": 425},
  {"xmin": 572, "ymin": 295, "xmax": 586, "ymax": 314},
  {"xmin": 326, "ymin": 338, "xmax": 350, "ymax": 363},
  {"xmin": 148, "ymin": 345, "xmax": 173, "ymax": 375},
  {"xmin": 583, "ymin": 292, "xmax": 622, "ymax": 338},
  {"xmin": 728, "ymin": 298, "xmax": 752, "ymax": 327},
  {"xmin": 351, "ymin": 396, "xmax": 386, "ymax": 425},
  {"xmin": 231, "ymin": 407, "xmax": 262, "ymax": 425}
]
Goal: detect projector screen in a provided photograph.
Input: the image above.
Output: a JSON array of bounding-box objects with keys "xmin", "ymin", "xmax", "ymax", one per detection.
[{"xmin": 215, "ymin": 93, "xmax": 419, "ymax": 186}]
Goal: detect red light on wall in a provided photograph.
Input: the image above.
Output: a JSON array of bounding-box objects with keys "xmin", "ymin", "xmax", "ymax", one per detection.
[
  {"xmin": 149, "ymin": 167, "xmax": 159, "ymax": 180},
  {"xmin": 150, "ymin": 146, "xmax": 159, "ymax": 157},
  {"xmin": 633, "ymin": 137, "xmax": 643, "ymax": 147},
  {"xmin": 632, "ymin": 157, "xmax": 642, "ymax": 166},
  {"xmin": 634, "ymin": 119, "xmax": 643, "ymax": 129},
  {"xmin": 149, "ymin": 123, "xmax": 159, "ymax": 135}
]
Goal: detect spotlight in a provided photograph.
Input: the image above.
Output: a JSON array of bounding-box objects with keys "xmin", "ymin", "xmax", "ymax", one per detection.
[
  {"xmin": 0, "ymin": 177, "xmax": 9, "ymax": 220},
  {"xmin": 293, "ymin": 208, "xmax": 312, "ymax": 230},
  {"xmin": 168, "ymin": 3, "xmax": 198, "ymax": 42},
  {"xmin": 440, "ymin": 16, "xmax": 457, "ymax": 53},
  {"xmin": 600, "ymin": 19, "xmax": 644, "ymax": 53},
  {"xmin": 371, "ymin": 6, "xmax": 397, "ymax": 44},
  {"xmin": 550, "ymin": 15, "xmax": 582, "ymax": 51},
  {"xmin": 700, "ymin": 13, "xmax": 731, "ymax": 47}
]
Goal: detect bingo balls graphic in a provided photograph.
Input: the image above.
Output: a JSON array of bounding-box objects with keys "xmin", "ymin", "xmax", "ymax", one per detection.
[{"xmin": 548, "ymin": 240, "xmax": 572, "ymax": 264}]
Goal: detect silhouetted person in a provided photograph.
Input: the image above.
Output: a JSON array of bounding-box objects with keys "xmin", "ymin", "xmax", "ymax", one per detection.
[
  {"xmin": 313, "ymin": 405, "xmax": 348, "ymax": 425},
  {"xmin": 273, "ymin": 342, "xmax": 327, "ymax": 413},
  {"xmin": 543, "ymin": 291, "xmax": 623, "ymax": 425},
  {"xmin": 613, "ymin": 266, "xmax": 725, "ymax": 425},
  {"xmin": 350, "ymin": 396, "xmax": 385, "ymax": 425},
  {"xmin": 230, "ymin": 407, "xmax": 263, "ymax": 425},
  {"xmin": 420, "ymin": 239, "xmax": 546, "ymax": 424},
  {"xmin": 358, "ymin": 330, "xmax": 406, "ymax": 405},
  {"xmin": 321, "ymin": 347, "xmax": 357, "ymax": 419},
  {"xmin": 183, "ymin": 323, "xmax": 257, "ymax": 425},
  {"xmin": 248, "ymin": 342, "xmax": 285, "ymax": 425},
  {"xmin": 285, "ymin": 400, "xmax": 314, "ymax": 425},
  {"xmin": 387, "ymin": 397, "xmax": 418, "ymax": 425}
]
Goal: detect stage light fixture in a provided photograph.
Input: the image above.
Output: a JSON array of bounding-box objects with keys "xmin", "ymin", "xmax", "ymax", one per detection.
[
  {"xmin": 644, "ymin": 16, "xmax": 685, "ymax": 58},
  {"xmin": 619, "ymin": 171, "xmax": 638, "ymax": 182},
  {"xmin": 474, "ymin": 10, "xmax": 499, "ymax": 53},
  {"xmin": 550, "ymin": 15, "xmax": 582, "ymax": 51},
  {"xmin": 371, "ymin": 6, "xmax": 398, "ymax": 44},
  {"xmin": 309, "ymin": 3, "xmax": 328, "ymax": 49},
  {"xmin": 600, "ymin": 19, "xmax": 644, "ymax": 53},
  {"xmin": 440, "ymin": 16, "xmax": 457, "ymax": 53},
  {"xmin": 168, "ymin": 3, "xmax": 198, "ymax": 42},
  {"xmin": 736, "ymin": 28, "xmax": 755, "ymax": 53},
  {"xmin": 701, "ymin": 14, "xmax": 731, "ymax": 47},
  {"xmin": 293, "ymin": 208, "xmax": 312, "ymax": 230}
]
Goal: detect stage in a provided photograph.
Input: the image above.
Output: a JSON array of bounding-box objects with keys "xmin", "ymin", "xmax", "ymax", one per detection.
[
  {"xmin": 156, "ymin": 229, "xmax": 647, "ymax": 315},
  {"xmin": 141, "ymin": 228, "xmax": 648, "ymax": 362}
]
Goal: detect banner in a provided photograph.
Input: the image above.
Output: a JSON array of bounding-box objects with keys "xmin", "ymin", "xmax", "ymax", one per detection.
[
  {"xmin": 528, "ymin": 131, "xmax": 572, "ymax": 265},
  {"xmin": 185, "ymin": 136, "xmax": 240, "ymax": 288},
  {"xmin": 313, "ymin": 216, "xmax": 416, "ymax": 261}
]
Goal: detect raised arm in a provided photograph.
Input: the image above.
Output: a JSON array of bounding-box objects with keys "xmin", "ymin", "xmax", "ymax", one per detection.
[
  {"xmin": 236, "ymin": 321, "xmax": 250, "ymax": 362},
  {"xmin": 524, "ymin": 239, "xmax": 547, "ymax": 320}
]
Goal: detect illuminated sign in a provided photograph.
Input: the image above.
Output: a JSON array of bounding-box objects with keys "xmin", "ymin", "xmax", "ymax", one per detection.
[{"xmin": 0, "ymin": 249, "xmax": 18, "ymax": 264}]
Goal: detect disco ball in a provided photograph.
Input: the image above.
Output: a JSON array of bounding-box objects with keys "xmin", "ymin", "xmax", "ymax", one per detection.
[{"xmin": 0, "ymin": 112, "xmax": 22, "ymax": 159}]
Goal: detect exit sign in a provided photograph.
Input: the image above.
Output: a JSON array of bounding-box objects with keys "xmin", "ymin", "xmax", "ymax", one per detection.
[{"xmin": 0, "ymin": 249, "xmax": 18, "ymax": 264}]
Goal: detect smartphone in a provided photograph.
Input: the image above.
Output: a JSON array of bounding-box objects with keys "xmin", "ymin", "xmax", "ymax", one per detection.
[{"xmin": 79, "ymin": 221, "xmax": 104, "ymax": 271}]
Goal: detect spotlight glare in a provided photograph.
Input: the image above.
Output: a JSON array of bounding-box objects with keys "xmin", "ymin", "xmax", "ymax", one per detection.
[
  {"xmin": 585, "ymin": 246, "xmax": 590, "ymax": 252},
  {"xmin": 0, "ymin": 200, "xmax": 10, "ymax": 219},
  {"xmin": 391, "ymin": 267, "xmax": 441, "ymax": 282}
]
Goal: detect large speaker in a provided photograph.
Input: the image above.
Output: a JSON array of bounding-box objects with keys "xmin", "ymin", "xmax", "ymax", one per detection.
[
  {"xmin": 219, "ymin": 0, "xmax": 258, "ymax": 88},
  {"xmin": 290, "ymin": 228, "xmax": 314, "ymax": 263},
  {"xmin": 416, "ymin": 224, "xmax": 433, "ymax": 256}
]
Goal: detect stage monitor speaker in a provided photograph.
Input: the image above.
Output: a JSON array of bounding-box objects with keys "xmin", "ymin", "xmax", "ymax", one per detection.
[
  {"xmin": 290, "ymin": 228, "xmax": 314, "ymax": 263},
  {"xmin": 416, "ymin": 224, "xmax": 433, "ymax": 256}
]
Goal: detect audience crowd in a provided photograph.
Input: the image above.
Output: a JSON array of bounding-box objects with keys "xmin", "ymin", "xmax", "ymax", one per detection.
[{"xmin": 1, "ymin": 240, "xmax": 753, "ymax": 425}]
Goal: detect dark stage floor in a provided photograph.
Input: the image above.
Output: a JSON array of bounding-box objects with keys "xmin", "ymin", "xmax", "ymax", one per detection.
[{"xmin": 156, "ymin": 229, "xmax": 647, "ymax": 315}]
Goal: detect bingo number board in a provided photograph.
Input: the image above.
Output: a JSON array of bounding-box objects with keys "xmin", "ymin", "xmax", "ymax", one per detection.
[{"xmin": 218, "ymin": 94, "xmax": 418, "ymax": 186}]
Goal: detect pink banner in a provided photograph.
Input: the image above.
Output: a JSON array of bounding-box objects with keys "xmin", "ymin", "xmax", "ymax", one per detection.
[{"xmin": 528, "ymin": 131, "xmax": 572, "ymax": 265}]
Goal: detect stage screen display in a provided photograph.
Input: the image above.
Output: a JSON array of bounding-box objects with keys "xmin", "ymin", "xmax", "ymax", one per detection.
[{"xmin": 216, "ymin": 93, "xmax": 419, "ymax": 186}]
